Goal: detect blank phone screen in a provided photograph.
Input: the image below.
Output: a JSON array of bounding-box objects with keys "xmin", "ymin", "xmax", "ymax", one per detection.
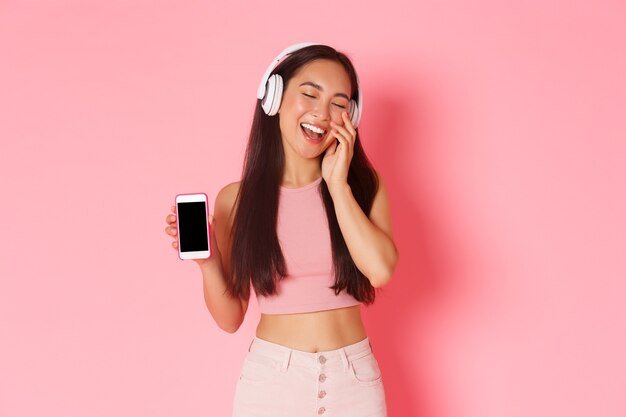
[{"xmin": 177, "ymin": 202, "xmax": 208, "ymax": 252}]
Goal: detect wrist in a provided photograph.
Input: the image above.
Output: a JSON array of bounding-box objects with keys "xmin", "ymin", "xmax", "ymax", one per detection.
[
  {"xmin": 197, "ymin": 252, "xmax": 223, "ymax": 272},
  {"xmin": 328, "ymin": 181, "xmax": 352, "ymax": 199}
]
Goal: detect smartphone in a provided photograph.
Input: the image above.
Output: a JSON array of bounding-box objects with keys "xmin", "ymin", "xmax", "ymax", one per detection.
[{"xmin": 175, "ymin": 193, "xmax": 211, "ymax": 260}]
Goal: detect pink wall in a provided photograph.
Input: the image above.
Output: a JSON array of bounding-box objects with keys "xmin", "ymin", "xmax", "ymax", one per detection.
[{"xmin": 1, "ymin": 1, "xmax": 625, "ymax": 416}]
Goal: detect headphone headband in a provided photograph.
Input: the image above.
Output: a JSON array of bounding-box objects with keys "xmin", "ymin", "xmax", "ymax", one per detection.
[{"xmin": 256, "ymin": 42, "xmax": 319, "ymax": 100}]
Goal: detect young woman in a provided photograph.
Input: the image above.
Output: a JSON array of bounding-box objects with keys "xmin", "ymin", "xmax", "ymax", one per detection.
[{"xmin": 164, "ymin": 43, "xmax": 398, "ymax": 417}]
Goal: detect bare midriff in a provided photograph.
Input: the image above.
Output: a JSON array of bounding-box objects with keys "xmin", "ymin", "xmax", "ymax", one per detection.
[{"xmin": 255, "ymin": 305, "xmax": 367, "ymax": 353}]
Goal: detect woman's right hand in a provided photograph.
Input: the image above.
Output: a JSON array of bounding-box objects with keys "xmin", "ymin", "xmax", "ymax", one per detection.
[{"xmin": 165, "ymin": 205, "xmax": 221, "ymax": 268}]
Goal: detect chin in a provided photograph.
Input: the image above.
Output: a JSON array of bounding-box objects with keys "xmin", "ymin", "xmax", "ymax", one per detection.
[{"xmin": 296, "ymin": 148, "xmax": 324, "ymax": 160}]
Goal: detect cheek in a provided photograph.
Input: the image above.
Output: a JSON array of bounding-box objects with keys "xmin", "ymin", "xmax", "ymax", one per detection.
[
  {"xmin": 280, "ymin": 97, "xmax": 308, "ymax": 129},
  {"xmin": 291, "ymin": 96, "xmax": 314, "ymax": 114},
  {"xmin": 330, "ymin": 108, "xmax": 344, "ymax": 123}
]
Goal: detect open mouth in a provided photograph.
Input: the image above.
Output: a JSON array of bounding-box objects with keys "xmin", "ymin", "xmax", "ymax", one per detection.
[{"xmin": 300, "ymin": 123, "xmax": 327, "ymax": 142}]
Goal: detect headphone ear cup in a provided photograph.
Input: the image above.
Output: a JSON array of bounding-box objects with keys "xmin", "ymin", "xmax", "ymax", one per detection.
[
  {"xmin": 261, "ymin": 74, "xmax": 283, "ymax": 116},
  {"xmin": 349, "ymin": 99, "xmax": 360, "ymax": 128}
]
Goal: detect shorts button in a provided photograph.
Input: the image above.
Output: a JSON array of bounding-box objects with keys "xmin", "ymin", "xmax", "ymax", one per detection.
[
  {"xmin": 318, "ymin": 406, "xmax": 326, "ymax": 414},
  {"xmin": 318, "ymin": 373, "xmax": 327, "ymax": 382},
  {"xmin": 318, "ymin": 390, "xmax": 326, "ymax": 398},
  {"xmin": 318, "ymin": 355, "xmax": 327, "ymax": 364}
]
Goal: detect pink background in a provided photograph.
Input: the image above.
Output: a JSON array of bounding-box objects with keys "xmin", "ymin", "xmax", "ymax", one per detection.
[{"xmin": 1, "ymin": 1, "xmax": 625, "ymax": 416}]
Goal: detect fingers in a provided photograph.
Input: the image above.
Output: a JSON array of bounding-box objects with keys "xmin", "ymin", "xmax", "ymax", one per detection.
[
  {"xmin": 166, "ymin": 205, "xmax": 178, "ymax": 251},
  {"xmin": 330, "ymin": 122, "xmax": 350, "ymax": 144},
  {"xmin": 166, "ymin": 206, "xmax": 177, "ymax": 224},
  {"xmin": 340, "ymin": 110, "xmax": 356, "ymax": 136},
  {"xmin": 324, "ymin": 140, "xmax": 338, "ymax": 157},
  {"xmin": 330, "ymin": 112, "xmax": 355, "ymax": 154},
  {"xmin": 330, "ymin": 112, "xmax": 355, "ymax": 142},
  {"xmin": 165, "ymin": 206, "xmax": 177, "ymax": 234},
  {"xmin": 329, "ymin": 129, "xmax": 351, "ymax": 156},
  {"xmin": 167, "ymin": 218, "xmax": 178, "ymax": 251},
  {"xmin": 208, "ymin": 214, "xmax": 218, "ymax": 248}
]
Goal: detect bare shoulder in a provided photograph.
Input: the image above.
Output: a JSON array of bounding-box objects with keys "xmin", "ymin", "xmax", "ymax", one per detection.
[
  {"xmin": 217, "ymin": 181, "xmax": 241, "ymax": 201},
  {"xmin": 214, "ymin": 181, "xmax": 241, "ymax": 216},
  {"xmin": 213, "ymin": 181, "xmax": 241, "ymax": 249}
]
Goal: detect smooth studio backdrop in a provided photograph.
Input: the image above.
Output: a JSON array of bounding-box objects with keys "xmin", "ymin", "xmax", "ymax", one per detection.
[{"xmin": 1, "ymin": 1, "xmax": 625, "ymax": 416}]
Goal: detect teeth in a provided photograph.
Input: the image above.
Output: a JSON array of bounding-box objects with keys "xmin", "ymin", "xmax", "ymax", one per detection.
[{"xmin": 301, "ymin": 123, "xmax": 326, "ymax": 135}]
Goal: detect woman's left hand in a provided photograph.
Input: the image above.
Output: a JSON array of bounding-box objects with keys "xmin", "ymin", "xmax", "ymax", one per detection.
[{"xmin": 322, "ymin": 111, "xmax": 356, "ymax": 192}]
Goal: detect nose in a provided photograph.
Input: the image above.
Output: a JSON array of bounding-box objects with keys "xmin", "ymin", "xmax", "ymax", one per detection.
[{"xmin": 312, "ymin": 101, "xmax": 331, "ymax": 121}]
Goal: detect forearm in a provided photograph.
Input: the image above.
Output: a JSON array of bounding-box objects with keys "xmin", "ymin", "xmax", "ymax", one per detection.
[
  {"xmin": 197, "ymin": 259, "xmax": 243, "ymax": 333},
  {"xmin": 329, "ymin": 183, "xmax": 398, "ymax": 287}
]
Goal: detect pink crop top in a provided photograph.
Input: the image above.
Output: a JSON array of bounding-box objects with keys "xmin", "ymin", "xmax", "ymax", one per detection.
[{"xmin": 255, "ymin": 176, "xmax": 362, "ymax": 314}]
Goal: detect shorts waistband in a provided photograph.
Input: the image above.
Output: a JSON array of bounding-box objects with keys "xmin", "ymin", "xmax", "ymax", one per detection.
[{"xmin": 247, "ymin": 336, "xmax": 374, "ymax": 373}]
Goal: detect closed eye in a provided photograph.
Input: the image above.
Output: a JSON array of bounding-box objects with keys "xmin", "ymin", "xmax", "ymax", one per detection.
[
  {"xmin": 302, "ymin": 93, "xmax": 315, "ymax": 98},
  {"xmin": 333, "ymin": 103, "xmax": 347, "ymax": 109}
]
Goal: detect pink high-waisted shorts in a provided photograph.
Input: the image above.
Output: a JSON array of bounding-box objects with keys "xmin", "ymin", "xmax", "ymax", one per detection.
[{"xmin": 232, "ymin": 336, "xmax": 387, "ymax": 417}]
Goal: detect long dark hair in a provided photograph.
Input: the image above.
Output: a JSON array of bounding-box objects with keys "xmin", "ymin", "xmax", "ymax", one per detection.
[{"xmin": 225, "ymin": 45, "xmax": 379, "ymax": 305}]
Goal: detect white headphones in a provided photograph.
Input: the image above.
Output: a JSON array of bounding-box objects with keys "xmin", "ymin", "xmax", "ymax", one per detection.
[{"xmin": 256, "ymin": 42, "xmax": 363, "ymax": 128}]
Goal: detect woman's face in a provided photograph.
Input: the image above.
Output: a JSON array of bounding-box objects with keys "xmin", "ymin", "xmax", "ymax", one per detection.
[{"xmin": 278, "ymin": 59, "xmax": 353, "ymax": 160}]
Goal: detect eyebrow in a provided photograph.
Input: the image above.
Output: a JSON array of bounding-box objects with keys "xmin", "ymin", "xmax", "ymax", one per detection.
[{"xmin": 299, "ymin": 81, "xmax": 350, "ymax": 101}]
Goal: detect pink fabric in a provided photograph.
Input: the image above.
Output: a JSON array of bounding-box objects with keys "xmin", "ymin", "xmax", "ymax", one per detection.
[
  {"xmin": 232, "ymin": 336, "xmax": 387, "ymax": 416},
  {"xmin": 256, "ymin": 176, "xmax": 362, "ymax": 314}
]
